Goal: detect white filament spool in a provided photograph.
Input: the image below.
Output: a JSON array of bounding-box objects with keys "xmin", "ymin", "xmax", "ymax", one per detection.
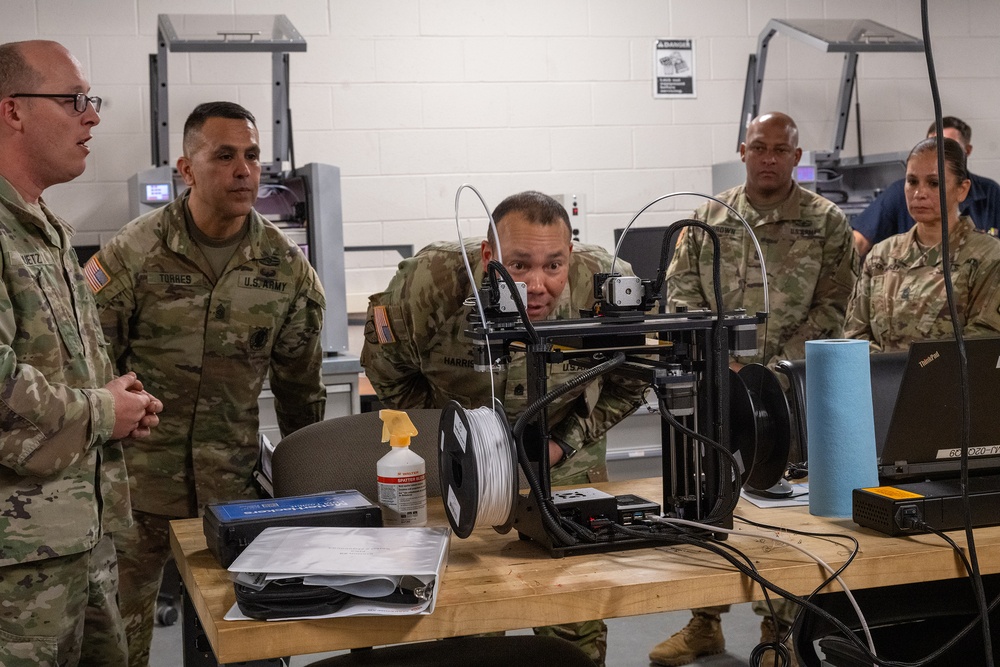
[{"xmin": 439, "ymin": 400, "xmax": 518, "ymax": 538}]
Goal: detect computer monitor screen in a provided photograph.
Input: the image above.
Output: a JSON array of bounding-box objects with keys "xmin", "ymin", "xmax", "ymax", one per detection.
[
  {"xmin": 613, "ymin": 226, "xmax": 677, "ymax": 311},
  {"xmin": 795, "ymin": 165, "xmax": 816, "ymax": 183},
  {"xmin": 143, "ymin": 183, "xmax": 172, "ymax": 204}
]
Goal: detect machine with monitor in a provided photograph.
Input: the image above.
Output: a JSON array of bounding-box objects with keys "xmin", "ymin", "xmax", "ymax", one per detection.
[
  {"xmin": 714, "ymin": 19, "xmax": 926, "ymax": 221},
  {"xmin": 127, "ymin": 14, "xmax": 353, "ymax": 361},
  {"xmin": 124, "ymin": 14, "xmax": 362, "ymax": 437}
]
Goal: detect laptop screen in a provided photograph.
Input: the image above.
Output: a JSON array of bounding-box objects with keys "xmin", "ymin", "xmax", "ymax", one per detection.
[{"xmin": 876, "ymin": 337, "xmax": 1000, "ymax": 481}]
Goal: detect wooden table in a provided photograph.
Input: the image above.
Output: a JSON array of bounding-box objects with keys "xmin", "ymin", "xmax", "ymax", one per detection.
[{"xmin": 170, "ymin": 478, "xmax": 1000, "ymax": 664}]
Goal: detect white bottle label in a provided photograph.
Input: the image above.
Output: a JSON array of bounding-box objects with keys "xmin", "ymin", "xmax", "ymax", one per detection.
[{"xmin": 378, "ymin": 470, "xmax": 427, "ymax": 526}]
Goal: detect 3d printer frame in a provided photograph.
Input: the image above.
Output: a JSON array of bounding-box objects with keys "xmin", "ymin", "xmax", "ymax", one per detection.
[{"xmin": 465, "ymin": 307, "xmax": 762, "ymax": 557}]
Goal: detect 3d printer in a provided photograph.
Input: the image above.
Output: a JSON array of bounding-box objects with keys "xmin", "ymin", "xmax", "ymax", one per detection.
[{"xmin": 438, "ymin": 193, "xmax": 786, "ymax": 557}]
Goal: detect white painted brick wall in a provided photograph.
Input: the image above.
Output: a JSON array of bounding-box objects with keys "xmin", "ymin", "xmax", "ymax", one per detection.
[
  {"xmin": 373, "ymin": 38, "xmax": 463, "ymax": 82},
  {"xmin": 37, "ymin": 0, "xmax": 136, "ymax": 35},
  {"xmin": 2, "ymin": 0, "xmax": 998, "ymax": 330}
]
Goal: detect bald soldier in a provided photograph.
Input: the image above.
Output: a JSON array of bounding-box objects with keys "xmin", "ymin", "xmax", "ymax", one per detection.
[
  {"xmin": 361, "ymin": 190, "xmax": 647, "ymax": 665},
  {"xmin": 0, "ymin": 40, "xmax": 161, "ymax": 666},
  {"xmin": 654, "ymin": 112, "xmax": 858, "ymax": 667},
  {"xmin": 86, "ymin": 101, "xmax": 327, "ymax": 666}
]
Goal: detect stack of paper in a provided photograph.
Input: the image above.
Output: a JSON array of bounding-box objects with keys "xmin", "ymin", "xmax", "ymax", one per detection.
[{"xmin": 224, "ymin": 525, "xmax": 451, "ymax": 621}]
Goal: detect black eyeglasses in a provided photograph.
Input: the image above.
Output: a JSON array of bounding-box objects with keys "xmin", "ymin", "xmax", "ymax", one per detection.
[{"xmin": 10, "ymin": 93, "xmax": 102, "ymax": 114}]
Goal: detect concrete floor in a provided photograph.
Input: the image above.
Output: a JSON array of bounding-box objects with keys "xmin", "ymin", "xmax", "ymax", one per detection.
[{"xmin": 150, "ymin": 601, "xmax": 770, "ymax": 666}]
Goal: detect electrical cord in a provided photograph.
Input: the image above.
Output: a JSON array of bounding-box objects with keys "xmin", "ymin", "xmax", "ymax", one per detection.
[
  {"xmin": 637, "ymin": 512, "xmax": 993, "ymax": 666},
  {"xmin": 911, "ymin": 519, "xmax": 1000, "ymax": 654},
  {"xmin": 734, "ymin": 516, "xmax": 866, "ymax": 657},
  {"xmin": 454, "ymin": 184, "xmax": 503, "ymax": 333},
  {"xmin": 655, "ymin": 515, "xmax": 875, "ymax": 655},
  {"xmin": 610, "ymin": 192, "xmax": 770, "ymax": 316},
  {"xmin": 644, "ymin": 219, "xmax": 740, "ymax": 524},
  {"xmin": 919, "ymin": 2, "xmax": 992, "ymax": 663},
  {"xmin": 454, "ymin": 183, "xmax": 508, "ymax": 403},
  {"xmin": 655, "ymin": 392, "xmax": 742, "ymax": 523},
  {"xmin": 622, "ymin": 518, "xmax": 970, "ymax": 666},
  {"xmin": 724, "ymin": 517, "xmax": 991, "ymax": 666},
  {"xmin": 608, "ymin": 522, "xmax": 894, "ymax": 663},
  {"xmin": 785, "ymin": 461, "xmax": 808, "ymax": 481},
  {"xmin": 510, "ymin": 352, "xmax": 628, "ymax": 547},
  {"xmin": 647, "ymin": 218, "xmax": 702, "ymax": 299}
]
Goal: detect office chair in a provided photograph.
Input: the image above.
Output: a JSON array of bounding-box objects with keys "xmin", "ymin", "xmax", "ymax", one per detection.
[
  {"xmin": 270, "ymin": 410, "xmax": 598, "ymax": 667},
  {"xmin": 793, "ymin": 575, "xmax": 1000, "ymax": 666}
]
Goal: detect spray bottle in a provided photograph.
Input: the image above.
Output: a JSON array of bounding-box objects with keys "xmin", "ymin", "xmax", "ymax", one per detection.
[{"xmin": 376, "ymin": 409, "xmax": 427, "ymax": 526}]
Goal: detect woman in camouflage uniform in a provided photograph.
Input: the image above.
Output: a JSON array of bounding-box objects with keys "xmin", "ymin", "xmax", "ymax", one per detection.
[{"xmin": 845, "ymin": 137, "xmax": 1000, "ymax": 350}]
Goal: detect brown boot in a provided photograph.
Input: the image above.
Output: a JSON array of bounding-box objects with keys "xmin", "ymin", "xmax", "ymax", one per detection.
[
  {"xmin": 758, "ymin": 617, "xmax": 799, "ymax": 667},
  {"xmin": 649, "ymin": 611, "xmax": 725, "ymax": 666}
]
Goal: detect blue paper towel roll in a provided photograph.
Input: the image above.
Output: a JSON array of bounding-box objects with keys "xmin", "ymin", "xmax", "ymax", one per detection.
[{"xmin": 805, "ymin": 339, "xmax": 879, "ymax": 517}]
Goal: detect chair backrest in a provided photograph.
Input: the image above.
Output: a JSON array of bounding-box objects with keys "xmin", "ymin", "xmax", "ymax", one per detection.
[{"xmin": 271, "ymin": 409, "xmax": 443, "ymax": 501}]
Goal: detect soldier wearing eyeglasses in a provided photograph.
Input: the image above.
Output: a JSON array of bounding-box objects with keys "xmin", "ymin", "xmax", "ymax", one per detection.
[{"xmin": 0, "ymin": 40, "xmax": 162, "ymax": 667}]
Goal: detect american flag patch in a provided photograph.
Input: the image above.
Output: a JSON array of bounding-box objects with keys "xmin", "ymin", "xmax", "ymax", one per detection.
[
  {"xmin": 83, "ymin": 256, "xmax": 110, "ymax": 293},
  {"xmin": 373, "ymin": 305, "xmax": 396, "ymax": 344}
]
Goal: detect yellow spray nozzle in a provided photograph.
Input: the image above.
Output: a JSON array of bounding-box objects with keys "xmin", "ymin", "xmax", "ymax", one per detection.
[{"xmin": 379, "ymin": 409, "xmax": 419, "ymax": 447}]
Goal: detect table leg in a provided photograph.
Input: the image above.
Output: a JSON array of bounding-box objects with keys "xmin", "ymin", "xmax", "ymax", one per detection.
[{"xmin": 181, "ymin": 584, "xmax": 286, "ymax": 667}]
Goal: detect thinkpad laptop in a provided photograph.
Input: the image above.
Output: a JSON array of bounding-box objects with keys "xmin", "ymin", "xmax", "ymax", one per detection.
[{"xmin": 873, "ymin": 337, "xmax": 1000, "ymax": 482}]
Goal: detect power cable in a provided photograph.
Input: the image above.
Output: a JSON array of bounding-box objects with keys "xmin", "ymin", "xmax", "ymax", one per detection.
[{"xmin": 919, "ymin": 1, "xmax": 992, "ymax": 662}]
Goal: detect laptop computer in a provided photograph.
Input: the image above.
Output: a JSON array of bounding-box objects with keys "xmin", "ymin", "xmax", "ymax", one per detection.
[{"xmin": 873, "ymin": 336, "xmax": 1000, "ymax": 482}]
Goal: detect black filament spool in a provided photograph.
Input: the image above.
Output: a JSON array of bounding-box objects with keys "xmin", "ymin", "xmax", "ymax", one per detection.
[
  {"xmin": 728, "ymin": 369, "xmax": 755, "ymax": 486},
  {"xmin": 733, "ymin": 364, "xmax": 792, "ymax": 491}
]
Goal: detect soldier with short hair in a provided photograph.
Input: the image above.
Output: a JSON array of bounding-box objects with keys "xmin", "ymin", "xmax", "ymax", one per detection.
[
  {"xmin": 361, "ymin": 190, "xmax": 648, "ymax": 665},
  {"xmin": 654, "ymin": 112, "xmax": 858, "ymax": 667},
  {"xmin": 0, "ymin": 40, "xmax": 162, "ymax": 667},
  {"xmin": 86, "ymin": 101, "xmax": 327, "ymax": 667}
]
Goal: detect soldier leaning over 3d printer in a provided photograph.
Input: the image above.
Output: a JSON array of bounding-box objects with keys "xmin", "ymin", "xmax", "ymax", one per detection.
[{"xmin": 361, "ymin": 190, "xmax": 648, "ymax": 666}]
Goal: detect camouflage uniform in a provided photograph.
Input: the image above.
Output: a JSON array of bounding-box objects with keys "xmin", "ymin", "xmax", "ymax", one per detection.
[
  {"xmin": 666, "ymin": 183, "xmax": 858, "ymax": 628},
  {"xmin": 361, "ymin": 238, "xmax": 647, "ymax": 665},
  {"xmin": 844, "ymin": 216, "xmax": 1000, "ymax": 352},
  {"xmin": 0, "ymin": 176, "xmax": 129, "ymax": 665},
  {"xmin": 667, "ymin": 184, "xmax": 859, "ymax": 367},
  {"xmin": 88, "ymin": 191, "xmax": 326, "ymax": 666}
]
